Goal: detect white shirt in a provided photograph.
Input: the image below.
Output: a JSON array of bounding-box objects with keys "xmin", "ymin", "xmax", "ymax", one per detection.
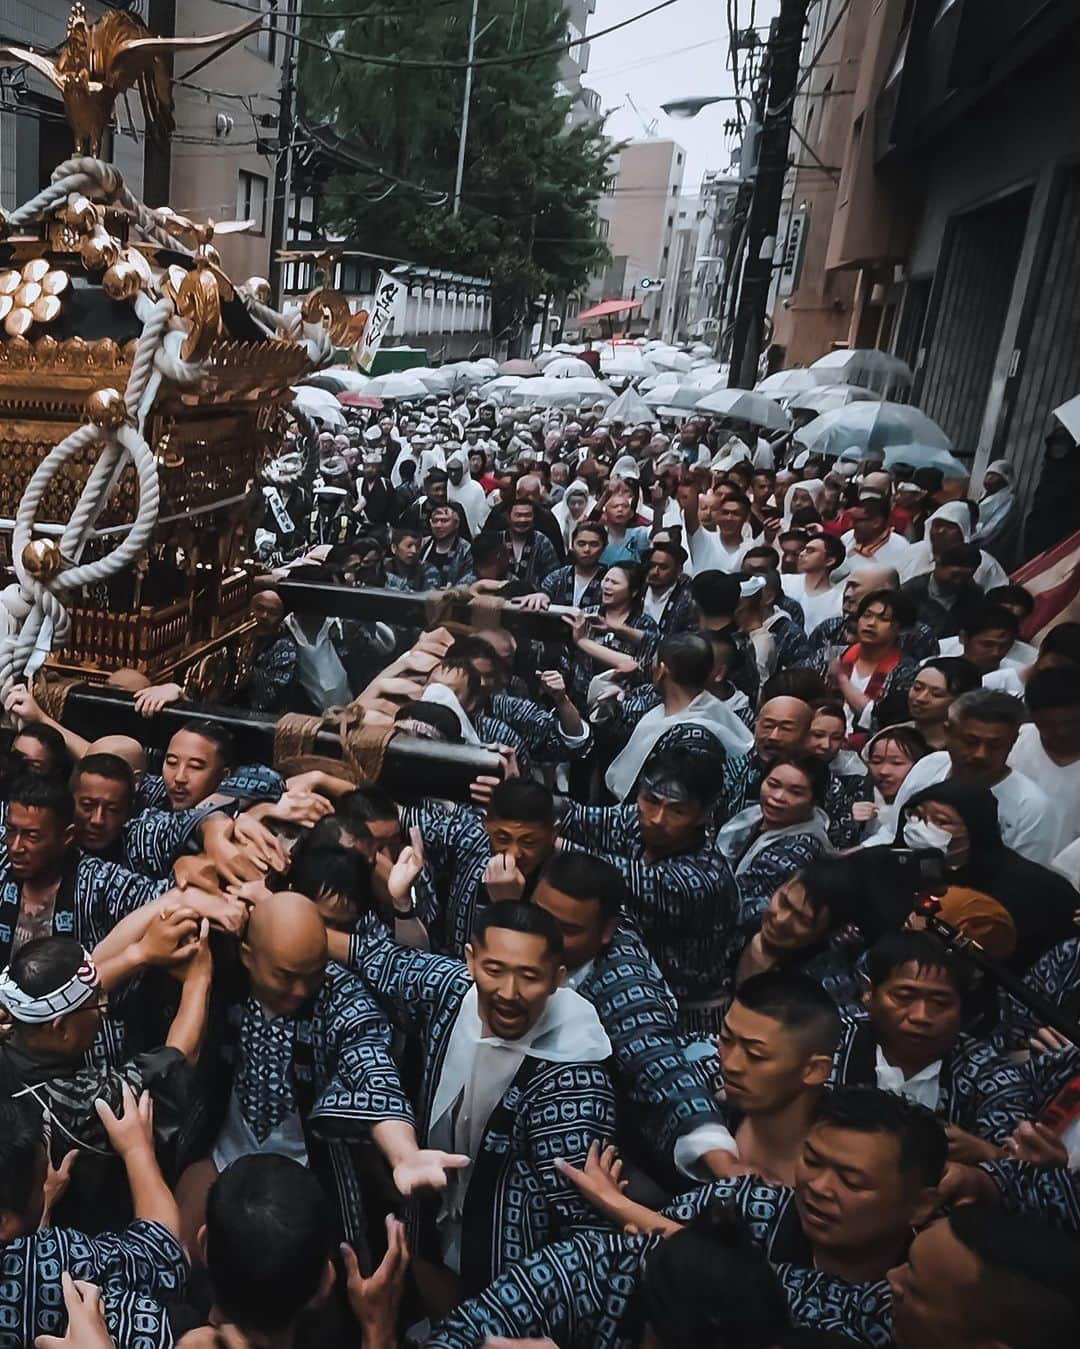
[
  {"xmin": 643, "ymin": 584, "xmax": 676, "ymax": 624},
  {"xmin": 1009, "ymin": 722, "xmax": 1080, "ymax": 854},
  {"xmin": 875, "ymin": 1046, "xmax": 943, "ymax": 1110},
  {"xmin": 841, "ymin": 528, "xmax": 914, "ymax": 574},
  {"xmin": 572, "ymin": 570, "xmax": 596, "ymax": 606},
  {"xmin": 983, "ymin": 666, "xmax": 1026, "ymax": 698},
  {"xmin": 938, "ymin": 635, "xmax": 1029, "ymax": 669},
  {"xmin": 881, "ymin": 750, "xmax": 1059, "ymax": 864},
  {"xmin": 782, "ymin": 573, "xmax": 844, "ymax": 633},
  {"xmin": 687, "ymin": 527, "xmax": 749, "ymax": 575}
]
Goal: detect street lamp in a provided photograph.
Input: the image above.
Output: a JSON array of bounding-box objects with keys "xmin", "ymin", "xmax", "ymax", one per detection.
[{"xmin": 661, "ymin": 95, "xmax": 753, "ymax": 119}]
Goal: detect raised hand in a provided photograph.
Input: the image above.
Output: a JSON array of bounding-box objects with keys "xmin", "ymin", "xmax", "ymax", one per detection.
[
  {"xmin": 33, "ymin": 1275, "xmax": 114, "ymax": 1349},
  {"xmin": 387, "ymin": 826, "xmax": 425, "ymax": 906},
  {"xmin": 483, "ymin": 851, "xmax": 526, "ymax": 903},
  {"xmin": 1003, "ymin": 1120, "xmax": 1069, "ymax": 1168},
  {"xmin": 392, "ymin": 1149, "xmax": 469, "ymax": 1197},
  {"xmin": 340, "ymin": 1216, "xmax": 410, "ymax": 1342},
  {"xmin": 95, "ymin": 1083, "xmax": 154, "ymax": 1161}
]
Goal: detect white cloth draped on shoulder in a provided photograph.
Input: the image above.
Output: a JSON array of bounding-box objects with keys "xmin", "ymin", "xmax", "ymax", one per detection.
[
  {"xmin": 605, "ymin": 689, "xmax": 754, "ymax": 801},
  {"xmin": 428, "ymin": 983, "xmax": 611, "ymax": 1270}
]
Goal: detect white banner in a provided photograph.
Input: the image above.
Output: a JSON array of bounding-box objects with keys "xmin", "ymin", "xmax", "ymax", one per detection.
[{"xmin": 356, "ymin": 271, "xmax": 406, "ymax": 371}]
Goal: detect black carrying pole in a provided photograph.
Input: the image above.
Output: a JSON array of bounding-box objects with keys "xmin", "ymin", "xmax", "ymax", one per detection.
[
  {"xmin": 918, "ymin": 900, "xmax": 1080, "ymax": 1047},
  {"xmin": 273, "ymin": 581, "xmax": 576, "ymax": 644},
  {"xmin": 59, "ymin": 687, "xmax": 504, "ymax": 805}
]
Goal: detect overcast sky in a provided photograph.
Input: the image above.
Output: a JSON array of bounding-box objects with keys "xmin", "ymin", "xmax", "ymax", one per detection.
[{"xmin": 585, "ymin": 0, "xmax": 780, "ymax": 191}]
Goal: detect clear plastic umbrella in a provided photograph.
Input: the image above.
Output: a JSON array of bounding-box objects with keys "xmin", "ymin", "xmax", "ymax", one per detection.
[
  {"xmin": 643, "ymin": 383, "xmax": 707, "ymax": 411},
  {"xmin": 600, "ymin": 346, "xmax": 657, "ymax": 378},
  {"xmin": 649, "ymin": 348, "xmax": 695, "ymax": 373},
  {"xmin": 291, "ymin": 385, "xmax": 346, "ymax": 427},
  {"xmin": 882, "ymin": 445, "xmax": 969, "ymax": 479},
  {"xmin": 479, "ymin": 374, "xmax": 528, "ymax": 397},
  {"xmin": 684, "ymin": 370, "xmax": 728, "ymax": 394},
  {"xmin": 809, "ymin": 348, "xmax": 914, "ymax": 395},
  {"xmin": 793, "ymin": 401, "xmax": 952, "ymax": 457},
  {"xmin": 605, "ymin": 385, "xmax": 657, "ymax": 425},
  {"xmin": 364, "ymin": 372, "xmax": 433, "ymax": 400},
  {"xmin": 693, "ymin": 387, "xmax": 790, "ymax": 432},
  {"xmin": 755, "ymin": 369, "xmax": 824, "ymax": 398},
  {"xmin": 788, "ymin": 383, "xmax": 879, "ymax": 415},
  {"xmin": 500, "ymin": 358, "xmax": 540, "ymax": 376},
  {"xmin": 639, "ymin": 370, "xmax": 684, "ymax": 392},
  {"xmin": 544, "ymin": 356, "xmax": 595, "ymax": 378},
  {"xmin": 507, "ymin": 376, "xmax": 614, "ymax": 406}
]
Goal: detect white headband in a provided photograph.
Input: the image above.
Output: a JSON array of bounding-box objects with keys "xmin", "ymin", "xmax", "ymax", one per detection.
[{"xmin": 0, "ymin": 952, "xmax": 99, "ymax": 1024}]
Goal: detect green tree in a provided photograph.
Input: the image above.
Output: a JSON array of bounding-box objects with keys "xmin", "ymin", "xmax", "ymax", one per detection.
[{"xmin": 297, "ymin": 0, "xmax": 613, "ymax": 349}]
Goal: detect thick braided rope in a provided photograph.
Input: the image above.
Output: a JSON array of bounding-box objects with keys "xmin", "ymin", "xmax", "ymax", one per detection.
[{"xmin": 0, "ymin": 292, "xmax": 174, "ymax": 685}]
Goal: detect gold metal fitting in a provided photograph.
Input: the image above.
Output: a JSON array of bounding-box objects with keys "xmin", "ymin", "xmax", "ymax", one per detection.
[
  {"xmin": 85, "ymin": 386, "xmax": 129, "ymax": 429},
  {"xmin": 21, "ymin": 538, "xmax": 64, "ymax": 581}
]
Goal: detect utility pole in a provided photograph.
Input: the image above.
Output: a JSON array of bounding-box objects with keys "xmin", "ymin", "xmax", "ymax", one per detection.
[
  {"xmin": 452, "ymin": 0, "xmax": 481, "ymax": 216},
  {"xmin": 727, "ymin": 0, "xmax": 809, "ymax": 389},
  {"xmin": 268, "ymin": 3, "xmax": 300, "ymax": 305}
]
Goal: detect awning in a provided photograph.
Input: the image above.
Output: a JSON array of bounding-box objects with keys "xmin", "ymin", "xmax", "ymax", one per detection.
[{"xmin": 575, "ymin": 298, "xmax": 644, "ymax": 323}]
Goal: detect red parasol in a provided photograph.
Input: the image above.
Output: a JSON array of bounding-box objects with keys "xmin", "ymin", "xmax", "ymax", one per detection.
[{"xmin": 338, "ymin": 392, "xmax": 385, "ymax": 408}]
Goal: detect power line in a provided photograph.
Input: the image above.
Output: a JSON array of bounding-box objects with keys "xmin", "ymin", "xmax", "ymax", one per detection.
[{"xmin": 272, "ymin": 0, "xmax": 683, "ymax": 72}]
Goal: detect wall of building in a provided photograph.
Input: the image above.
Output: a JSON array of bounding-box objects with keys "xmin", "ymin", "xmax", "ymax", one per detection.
[
  {"xmin": 169, "ymin": 0, "xmax": 283, "ymax": 281},
  {"xmin": 600, "ymin": 138, "xmax": 685, "ymax": 333},
  {"xmin": 770, "ymin": 0, "xmax": 870, "ymax": 365}
]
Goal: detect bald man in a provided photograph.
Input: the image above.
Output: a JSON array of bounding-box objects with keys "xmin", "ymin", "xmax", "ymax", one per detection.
[
  {"xmin": 88, "ymin": 734, "xmax": 147, "ymax": 781},
  {"xmin": 178, "ymin": 892, "xmax": 463, "ymax": 1253},
  {"xmin": 720, "ymin": 696, "xmax": 814, "ymax": 820},
  {"xmin": 803, "ymin": 564, "xmax": 939, "ymax": 665}
]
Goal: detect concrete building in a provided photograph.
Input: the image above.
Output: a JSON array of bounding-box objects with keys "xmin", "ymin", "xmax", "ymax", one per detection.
[
  {"xmin": 559, "ymin": 0, "xmax": 603, "ymax": 125},
  {"xmin": 0, "ymin": 0, "xmax": 282, "ymax": 282},
  {"xmin": 769, "ymin": 0, "xmax": 867, "ymax": 366},
  {"xmin": 592, "ymin": 138, "xmax": 687, "ymax": 336},
  {"xmin": 768, "ymin": 0, "xmax": 1080, "ymax": 557}
]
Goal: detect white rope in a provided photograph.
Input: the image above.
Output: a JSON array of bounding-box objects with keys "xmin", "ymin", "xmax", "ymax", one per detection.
[
  {"xmin": 0, "ymin": 154, "xmax": 334, "ymax": 685},
  {"xmin": 0, "ymin": 165, "xmax": 196, "ymax": 686}
]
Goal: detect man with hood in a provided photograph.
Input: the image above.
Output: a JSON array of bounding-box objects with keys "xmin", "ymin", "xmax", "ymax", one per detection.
[{"xmin": 446, "ymin": 445, "xmax": 490, "ymax": 535}]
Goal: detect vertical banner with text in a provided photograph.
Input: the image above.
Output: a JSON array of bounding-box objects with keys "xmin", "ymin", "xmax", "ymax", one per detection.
[{"xmin": 356, "ymin": 271, "xmax": 406, "ymax": 371}]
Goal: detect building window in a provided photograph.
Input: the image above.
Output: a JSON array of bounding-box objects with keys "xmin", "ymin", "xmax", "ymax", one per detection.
[
  {"xmin": 249, "ymin": 1, "xmax": 278, "ymax": 63},
  {"xmin": 237, "ymin": 170, "xmax": 269, "ymax": 235}
]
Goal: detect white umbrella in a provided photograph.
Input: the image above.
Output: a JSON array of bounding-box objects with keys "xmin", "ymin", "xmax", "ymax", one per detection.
[
  {"xmin": 292, "ymin": 385, "xmax": 346, "ymax": 427},
  {"xmin": 793, "ymin": 401, "xmax": 951, "ymax": 457},
  {"xmin": 507, "ymin": 376, "xmax": 613, "ymax": 407},
  {"xmin": 365, "ymin": 371, "xmax": 434, "ymax": 400},
  {"xmin": 605, "ymin": 385, "xmax": 656, "ymax": 425},
  {"xmin": 643, "ymin": 383, "xmax": 707, "ymax": 411},
  {"xmin": 639, "ymin": 370, "xmax": 684, "ymax": 392},
  {"xmin": 479, "ymin": 374, "xmax": 528, "ymax": 397},
  {"xmin": 683, "ymin": 370, "xmax": 728, "ymax": 394},
  {"xmin": 690, "ymin": 342, "xmax": 714, "ymax": 357},
  {"xmin": 600, "ymin": 345, "xmax": 657, "ymax": 378},
  {"xmin": 788, "ymin": 383, "xmax": 879, "ymax": 416},
  {"xmin": 1052, "ymin": 394, "xmax": 1080, "ymax": 441},
  {"xmin": 810, "ymin": 348, "xmax": 914, "ymax": 395},
  {"xmin": 534, "ymin": 349, "xmax": 562, "ymax": 370},
  {"xmin": 544, "ymin": 356, "xmax": 595, "ymax": 378},
  {"xmin": 755, "ymin": 369, "xmax": 824, "ymax": 398},
  {"xmin": 693, "ymin": 387, "xmax": 790, "ymax": 432},
  {"xmin": 882, "ymin": 445, "xmax": 969, "ymax": 479},
  {"xmin": 649, "ymin": 348, "xmax": 694, "ymax": 373}
]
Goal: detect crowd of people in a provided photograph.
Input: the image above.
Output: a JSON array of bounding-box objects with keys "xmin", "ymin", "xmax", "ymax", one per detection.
[{"xmin": 0, "ymin": 383, "xmax": 1078, "ymax": 1349}]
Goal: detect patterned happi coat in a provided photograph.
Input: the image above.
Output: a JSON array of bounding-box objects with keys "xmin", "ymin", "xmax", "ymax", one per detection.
[
  {"xmin": 0, "ymin": 851, "xmax": 168, "ymax": 1066},
  {"xmin": 995, "ymin": 938, "xmax": 1080, "ymax": 1052},
  {"xmin": 668, "ymin": 1177, "xmax": 894, "ymax": 1345},
  {"xmin": 490, "ymin": 691, "xmax": 592, "ymax": 764},
  {"xmin": 832, "ymin": 1022, "xmax": 1035, "ymax": 1143},
  {"xmin": 346, "ymin": 935, "xmax": 616, "ymax": 1293},
  {"xmin": 559, "ymin": 801, "xmax": 738, "ymax": 1033},
  {"xmin": 573, "ymin": 921, "xmax": 723, "ymax": 1167},
  {"xmin": 205, "ymin": 960, "xmax": 412, "ymax": 1250},
  {"xmin": 0, "ymin": 1219, "xmax": 186, "ymax": 1349}
]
